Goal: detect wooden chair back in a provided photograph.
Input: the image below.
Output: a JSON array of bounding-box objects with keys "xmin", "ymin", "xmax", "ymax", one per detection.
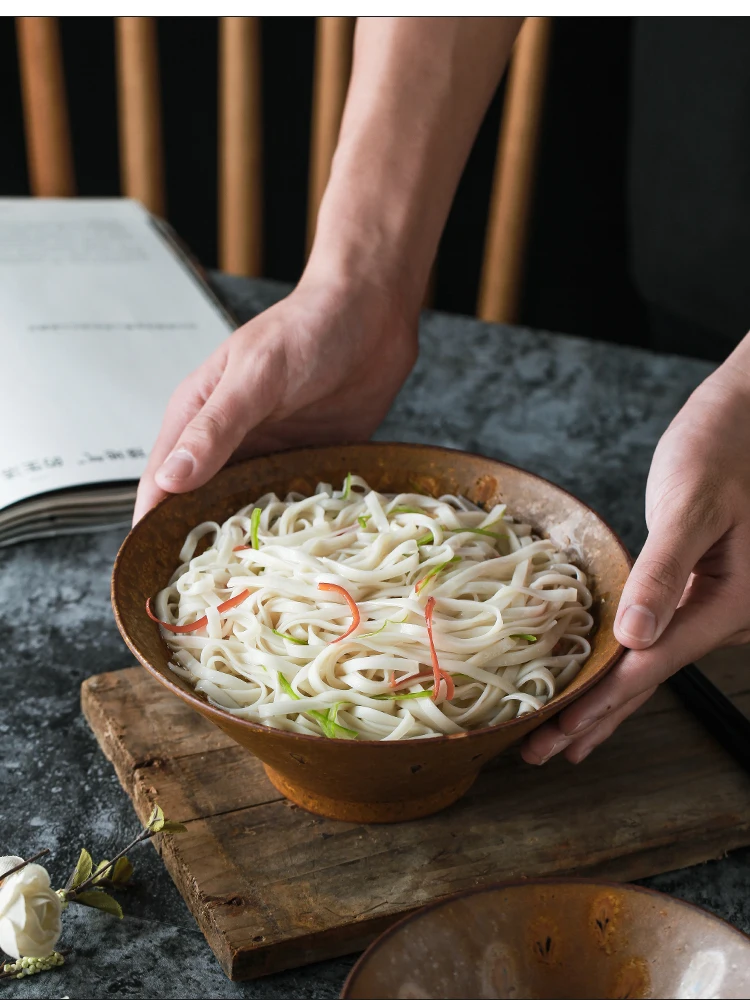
[{"xmin": 14, "ymin": 15, "xmax": 550, "ymax": 324}]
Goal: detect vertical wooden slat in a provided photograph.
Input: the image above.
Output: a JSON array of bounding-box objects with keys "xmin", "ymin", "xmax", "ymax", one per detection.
[
  {"xmin": 218, "ymin": 16, "xmax": 262, "ymax": 277},
  {"xmin": 115, "ymin": 17, "xmax": 166, "ymax": 217},
  {"xmin": 477, "ymin": 16, "xmax": 552, "ymax": 324},
  {"xmin": 307, "ymin": 16, "xmax": 355, "ymax": 252},
  {"xmin": 16, "ymin": 16, "xmax": 75, "ymax": 196}
]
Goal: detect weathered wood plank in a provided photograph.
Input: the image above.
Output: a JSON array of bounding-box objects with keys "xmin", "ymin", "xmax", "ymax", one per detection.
[{"xmin": 81, "ymin": 648, "xmax": 750, "ymax": 981}]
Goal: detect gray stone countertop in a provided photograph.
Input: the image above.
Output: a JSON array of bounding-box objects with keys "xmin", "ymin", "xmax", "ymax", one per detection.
[{"xmin": 2, "ymin": 275, "xmax": 748, "ymax": 999}]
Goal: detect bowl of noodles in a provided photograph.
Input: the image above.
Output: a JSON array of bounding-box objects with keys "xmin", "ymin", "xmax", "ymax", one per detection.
[{"xmin": 112, "ymin": 443, "xmax": 630, "ymax": 822}]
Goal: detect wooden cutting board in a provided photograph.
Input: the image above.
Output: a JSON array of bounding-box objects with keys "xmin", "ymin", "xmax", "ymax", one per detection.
[{"xmin": 81, "ymin": 648, "xmax": 750, "ymax": 982}]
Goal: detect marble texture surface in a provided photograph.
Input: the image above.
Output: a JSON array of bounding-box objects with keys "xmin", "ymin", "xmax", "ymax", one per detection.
[{"xmin": 1, "ymin": 275, "xmax": 748, "ymax": 999}]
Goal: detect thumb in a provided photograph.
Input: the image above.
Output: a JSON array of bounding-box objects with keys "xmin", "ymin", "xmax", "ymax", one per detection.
[
  {"xmin": 614, "ymin": 512, "xmax": 720, "ymax": 650},
  {"xmin": 153, "ymin": 367, "xmax": 278, "ymax": 495}
]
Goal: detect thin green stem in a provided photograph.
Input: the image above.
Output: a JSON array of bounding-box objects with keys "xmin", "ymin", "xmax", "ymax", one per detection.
[{"xmin": 68, "ymin": 829, "xmax": 152, "ymax": 898}]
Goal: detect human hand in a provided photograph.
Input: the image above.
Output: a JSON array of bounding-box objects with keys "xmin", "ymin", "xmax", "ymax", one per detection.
[
  {"xmin": 133, "ymin": 274, "xmax": 418, "ymax": 522},
  {"xmin": 522, "ymin": 337, "xmax": 750, "ymax": 765}
]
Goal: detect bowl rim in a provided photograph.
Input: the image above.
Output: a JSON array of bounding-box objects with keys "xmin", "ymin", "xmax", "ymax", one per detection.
[
  {"xmin": 112, "ymin": 441, "xmax": 633, "ymax": 749},
  {"xmin": 340, "ymin": 875, "xmax": 750, "ymax": 998}
]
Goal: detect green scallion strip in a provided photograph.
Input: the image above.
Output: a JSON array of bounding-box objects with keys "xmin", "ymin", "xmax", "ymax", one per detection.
[
  {"xmin": 250, "ymin": 506, "xmax": 261, "ymax": 549},
  {"xmin": 416, "ymin": 555, "xmax": 461, "ymax": 593},
  {"xmin": 417, "ymin": 533, "xmax": 434, "ymax": 546},
  {"xmin": 358, "ymin": 514, "xmax": 371, "ymax": 529},
  {"xmin": 272, "ymin": 629, "xmax": 308, "ymax": 645},
  {"xmin": 511, "ymin": 634, "xmax": 537, "ymax": 642},
  {"xmin": 277, "ymin": 673, "xmax": 300, "ymax": 700},
  {"xmin": 341, "ymin": 472, "xmax": 352, "ymax": 500},
  {"xmin": 308, "ymin": 704, "xmax": 358, "ymax": 740},
  {"xmin": 373, "ymin": 690, "xmax": 432, "ymax": 701},
  {"xmin": 389, "ymin": 505, "xmax": 425, "ymax": 516},
  {"xmin": 359, "ymin": 615, "xmax": 408, "ymax": 638},
  {"xmin": 448, "ymin": 527, "xmax": 506, "ymax": 540}
]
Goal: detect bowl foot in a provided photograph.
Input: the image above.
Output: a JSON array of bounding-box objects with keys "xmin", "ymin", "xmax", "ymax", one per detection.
[{"xmin": 263, "ymin": 765, "xmax": 478, "ymax": 823}]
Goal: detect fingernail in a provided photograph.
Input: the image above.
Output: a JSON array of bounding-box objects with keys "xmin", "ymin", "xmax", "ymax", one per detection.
[
  {"xmin": 574, "ymin": 745, "xmax": 594, "ymax": 764},
  {"xmin": 156, "ymin": 448, "xmax": 195, "ymax": 485},
  {"xmin": 536, "ymin": 735, "xmax": 572, "ymax": 764},
  {"xmin": 619, "ymin": 604, "xmax": 657, "ymax": 644}
]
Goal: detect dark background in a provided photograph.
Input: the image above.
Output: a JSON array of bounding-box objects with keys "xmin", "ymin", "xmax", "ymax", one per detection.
[{"xmin": 0, "ymin": 16, "xmax": 648, "ymax": 348}]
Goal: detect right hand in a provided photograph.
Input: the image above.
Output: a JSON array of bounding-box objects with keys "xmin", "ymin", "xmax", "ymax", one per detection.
[{"xmin": 133, "ymin": 275, "xmax": 418, "ymax": 522}]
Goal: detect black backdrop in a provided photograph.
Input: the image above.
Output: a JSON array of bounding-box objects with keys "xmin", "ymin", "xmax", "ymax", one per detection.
[{"xmin": 0, "ymin": 16, "xmax": 648, "ymax": 348}]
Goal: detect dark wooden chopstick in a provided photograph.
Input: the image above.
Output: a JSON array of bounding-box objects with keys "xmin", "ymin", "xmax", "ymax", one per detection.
[{"xmin": 668, "ymin": 664, "xmax": 750, "ymax": 775}]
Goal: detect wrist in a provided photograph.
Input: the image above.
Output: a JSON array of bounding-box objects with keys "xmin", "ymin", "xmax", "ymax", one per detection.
[
  {"xmin": 302, "ymin": 221, "xmax": 425, "ymax": 327},
  {"xmin": 303, "ymin": 152, "xmax": 438, "ymax": 322}
]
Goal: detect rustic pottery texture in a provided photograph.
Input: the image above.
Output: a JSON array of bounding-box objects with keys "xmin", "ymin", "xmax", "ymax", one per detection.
[
  {"xmin": 111, "ymin": 443, "xmax": 630, "ymax": 822},
  {"xmin": 342, "ymin": 879, "xmax": 750, "ymax": 1000}
]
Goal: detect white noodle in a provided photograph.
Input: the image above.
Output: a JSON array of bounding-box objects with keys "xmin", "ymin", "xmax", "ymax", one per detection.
[{"xmin": 156, "ymin": 475, "xmax": 594, "ymax": 741}]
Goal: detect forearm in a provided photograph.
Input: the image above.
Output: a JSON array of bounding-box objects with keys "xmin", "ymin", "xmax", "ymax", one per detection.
[{"xmin": 305, "ymin": 16, "xmax": 522, "ymax": 313}]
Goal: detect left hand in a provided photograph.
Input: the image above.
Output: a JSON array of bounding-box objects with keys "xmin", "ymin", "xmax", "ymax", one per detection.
[{"xmin": 522, "ymin": 334, "xmax": 750, "ymax": 766}]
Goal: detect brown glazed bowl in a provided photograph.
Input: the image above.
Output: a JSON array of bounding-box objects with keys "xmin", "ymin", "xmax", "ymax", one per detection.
[
  {"xmin": 342, "ymin": 878, "xmax": 750, "ymax": 1000},
  {"xmin": 112, "ymin": 443, "xmax": 630, "ymax": 823}
]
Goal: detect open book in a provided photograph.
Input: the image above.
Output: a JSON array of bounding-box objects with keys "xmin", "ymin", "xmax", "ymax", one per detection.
[{"xmin": 0, "ymin": 198, "xmax": 234, "ymax": 547}]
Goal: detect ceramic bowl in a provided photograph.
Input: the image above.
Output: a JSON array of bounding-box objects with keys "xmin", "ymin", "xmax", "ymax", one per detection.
[
  {"xmin": 112, "ymin": 443, "xmax": 630, "ymax": 822},
  {"xmin": 341, "ymin": 878, "xmax": 750, "ymax": 999}
]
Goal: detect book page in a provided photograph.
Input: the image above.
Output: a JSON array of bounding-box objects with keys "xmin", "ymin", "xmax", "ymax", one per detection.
[{"xmin": 0, "ymin": 198, "xmax": 234, "ymax": 510}]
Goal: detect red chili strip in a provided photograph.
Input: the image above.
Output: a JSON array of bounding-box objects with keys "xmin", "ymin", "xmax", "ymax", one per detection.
[
  {"xmin": 318, "ymin": 582, "xmax": 360, "ymax": 643},
  {"xmin": 217, "ymin": 590, "xmax": 251, "ymax": 613},
  {"xmin": 424, "ymin": 596, "xmax": 455, "ymax": 702},
  {"xmin": 145, "ymin": 589, "xmax": 250, "ymax": 634}
]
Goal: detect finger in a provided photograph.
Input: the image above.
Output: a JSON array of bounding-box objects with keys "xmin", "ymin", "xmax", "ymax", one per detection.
[
  {"xmin": 563, "ymin": 686, "xmax": 656, "ymax": 764},
  {"xmin": 614, "ymin": 506, "xmax": 725, "ymax": 649},
  {"xmin": 133, "ymin": 480, "xmax": 169, "ymax": 526},
  {"xmin": 524, "ymin": 577, "xmax": 738, "ymax": 764},
  {"xmin": 520, "ymin": 717, "xmax": 571, "ymax": 765},
  {"xmin": 555, "ymin": 582, "xmax": 736, "ymax": 740},
  {"xmin": 153, "ymin": 348, "xmax": 285, "ymax": 495},
  {"xmin": 133, "ymin": 377, "xmax": 210, "ymax": 524},
  {"xmin": 522, "ymin": 685, "xmax": 657, "ymax": 765}
]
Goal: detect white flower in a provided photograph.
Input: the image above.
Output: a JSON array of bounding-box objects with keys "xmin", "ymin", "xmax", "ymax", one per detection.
[{"xmin": 0, "ymin": 856, "xmax": 62, "ymax": 959}]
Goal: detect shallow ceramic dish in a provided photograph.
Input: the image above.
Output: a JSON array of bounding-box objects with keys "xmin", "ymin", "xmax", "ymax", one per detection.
[
  {"xmin": 112, "ymin": 443, "xmax": 630, "ymax": 822},
  {"xmin": 341, "ymin": 878, "xmax": 750, "ymax": 999}
]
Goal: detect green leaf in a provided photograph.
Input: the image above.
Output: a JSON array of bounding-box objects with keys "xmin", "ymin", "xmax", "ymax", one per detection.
[
  {"xmin": 111, "ymin": 857, "xmax": 134, "ymax": 885},
  {"xmin": 148, "ymin": 804, "xmax": 165, "ymax": 832},
  {"xmin": 67, "ymin": 848, "xmax": 93, "ymax": 890},
  {"xmin": 91, "ymin": 860, "xmax": 111, "ymax": 885},
  {"xmin": 272, "ymin": 628, "xmax": 308, "ymax": 646},
  {"xmin": 357, "ymin": 514, "xmax": 370, "ymax": 530},
  {"xmin": 373, "ymin": 690, "xmax": 432, "ymax": 701},
  {"xmin": 160, "ymin": 821, "xmax": 187, "ymax": 834},
  {"xmin": 415, "ymin": 556, "xmax": 461, "ymax": 594},
  {"xmin": 341, "ymin": 472, "xmax": 352, "ymax": 500},
  {"xmin": 277, "ymin": 673, "xmax": 300, "ymax": 700},
  {"xmin": 511, "ymin": 634, "xmax": 537, "ymax": 642},
  {"xmin": 250, "ymin": 507, "xmax": 261, "ymax": 550},
  {"xmin": 74, "ymin": 890, "xmax": 123, "ymax": 919}
]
